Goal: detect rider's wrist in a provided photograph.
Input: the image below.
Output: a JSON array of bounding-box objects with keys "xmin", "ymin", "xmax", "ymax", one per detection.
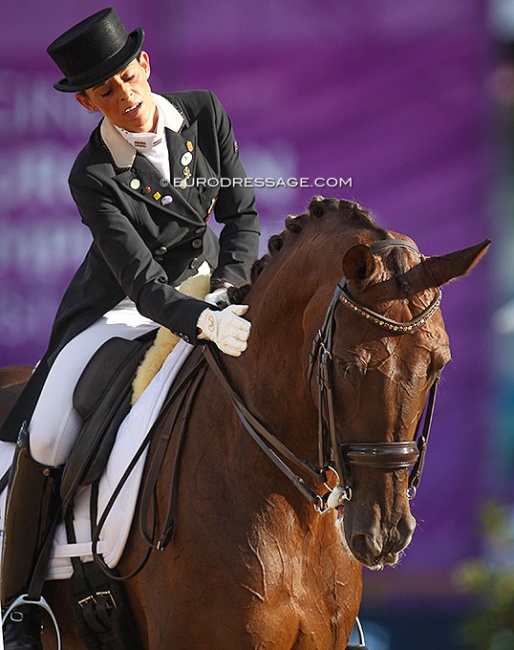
[{"xmin": 197, "ymin": 309, "xmax": 218, "ymax": 340}]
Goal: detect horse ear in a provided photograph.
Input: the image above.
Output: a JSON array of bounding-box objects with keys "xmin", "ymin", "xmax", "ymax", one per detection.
[
  {"xmin": 342, "ymin": 244, "xmax": 376, "ymax": 281},
  {"xmin": 422, "ymin": 239, "xmax": 491, "ymax": 288}
]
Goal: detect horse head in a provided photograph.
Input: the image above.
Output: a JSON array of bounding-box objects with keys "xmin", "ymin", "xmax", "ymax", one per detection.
[{"xmin": 239, "ymin": 196, "xmax": 489, "ymax": 571}]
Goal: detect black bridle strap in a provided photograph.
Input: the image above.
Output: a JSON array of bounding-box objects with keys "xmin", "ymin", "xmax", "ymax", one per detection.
[
  {"xmin": 316, "ymin": 286, "xmax": 351, "ymax": 489},
  {"xmin": 408, "ymin": 378, "xmax": 439, "ymax": 493},
  {"xmin": 203, "ymin": 345, "xmax": 326, "ymax": 505}
]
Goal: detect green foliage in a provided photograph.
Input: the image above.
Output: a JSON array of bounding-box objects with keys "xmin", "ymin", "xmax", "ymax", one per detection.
[{"xmin": 454, "ymin": 502, "xmax": 514, "ymax": 650}]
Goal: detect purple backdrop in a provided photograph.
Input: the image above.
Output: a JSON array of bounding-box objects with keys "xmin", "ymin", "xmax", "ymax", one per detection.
[{"xmin": 0, "ymin": 1, "xmax": 491, "ymax": 601}]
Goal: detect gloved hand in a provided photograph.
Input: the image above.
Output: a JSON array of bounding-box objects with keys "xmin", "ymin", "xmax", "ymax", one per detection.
[
  {"xmin": 204, "ymin": 287, "xmax": 230, "ymax": 307},
  {"xmin": 197, "ymin": 305, "xmax": 251, "ymax": 356}
]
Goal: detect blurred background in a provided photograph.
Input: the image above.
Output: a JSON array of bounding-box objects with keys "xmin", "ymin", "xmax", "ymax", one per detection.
[{"xmin": 1, "ymin": 1, "xmax": 514, "ymax": 648}]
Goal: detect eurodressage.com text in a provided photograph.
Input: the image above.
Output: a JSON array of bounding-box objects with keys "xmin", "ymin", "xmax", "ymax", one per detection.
[{"xmin": 160, "ymin": 177, "xmax": 353, "ymax": 189}]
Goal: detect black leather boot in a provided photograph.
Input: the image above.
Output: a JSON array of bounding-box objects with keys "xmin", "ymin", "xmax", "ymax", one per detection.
[
  {"xmin": 1, "ymin": 423, "xmax": 62, "ymax": 650},
  {"xmin": 2, "ymin": 605, "xmax": 43, "ymax": 650}
]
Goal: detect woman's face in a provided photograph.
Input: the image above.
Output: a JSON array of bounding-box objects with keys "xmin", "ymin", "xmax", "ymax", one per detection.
[{"xmin": 75, "ymin": 52, "xmax": 157, "ymax": 133}]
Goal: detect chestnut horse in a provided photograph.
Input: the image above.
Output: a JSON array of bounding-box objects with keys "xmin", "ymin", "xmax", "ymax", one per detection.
[{"xmin": 0, "ymin": 197, "xmax": 489, "ymax": 649}]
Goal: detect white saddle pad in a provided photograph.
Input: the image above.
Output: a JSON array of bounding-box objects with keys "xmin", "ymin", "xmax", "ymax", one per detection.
[{"xmin": 0, "ymin": 338, "xmax": 193, "ymax": 581}]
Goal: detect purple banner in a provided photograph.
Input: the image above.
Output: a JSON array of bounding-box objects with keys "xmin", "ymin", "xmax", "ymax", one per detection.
[{"xmin": 0, "ymin": 0, "xmax": 491, "ymax": 593}]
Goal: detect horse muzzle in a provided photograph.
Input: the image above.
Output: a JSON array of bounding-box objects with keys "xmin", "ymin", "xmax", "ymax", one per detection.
[
  {"xmin": 346, "ymin": 518, "xmax": 416, "ymax": 568},
  {"xmin": 337, "ymin": 493, "xmax": 417, "ymax": 569}
]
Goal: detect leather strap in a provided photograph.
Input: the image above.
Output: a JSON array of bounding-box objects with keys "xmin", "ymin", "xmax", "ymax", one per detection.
[
  {"xmin": 204, "ymin": 345, "xmax": 326, "ymax": 504},
  {"xmin": 138, "ymin": 348, "xmax": 207, "ymax": 550}
]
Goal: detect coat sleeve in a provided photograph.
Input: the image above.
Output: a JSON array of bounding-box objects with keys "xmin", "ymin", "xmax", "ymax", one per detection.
[
  {"xmin": 206, "ymin": 91, "xmax": 260, "ymax": 289},
  {"xmin": 69, "ymin": 171, "xmax": 209, "ymax": 345}
]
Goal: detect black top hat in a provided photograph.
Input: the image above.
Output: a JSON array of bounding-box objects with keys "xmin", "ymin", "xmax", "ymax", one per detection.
[{"xmin": 47, "ymin": 7, "xmax": 144, "ymax": 93}]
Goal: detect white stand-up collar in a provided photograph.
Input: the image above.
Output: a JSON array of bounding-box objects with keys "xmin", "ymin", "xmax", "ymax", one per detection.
[
  {"xmin": 100, "ymin": 93, "xmax": 185, "ymax": 170},
  {"xmin": 114, "ymin": 106, "xmax": 170, "ymax": 180}
]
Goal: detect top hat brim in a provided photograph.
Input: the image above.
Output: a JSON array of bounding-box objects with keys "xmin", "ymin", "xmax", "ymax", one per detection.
[{"xmin": 53, "ymin": 27, "xmax": 144, "ymax": 93}]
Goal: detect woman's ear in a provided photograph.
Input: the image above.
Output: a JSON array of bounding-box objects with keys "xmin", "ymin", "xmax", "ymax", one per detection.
[
  {"xmin": 139, "ymin": 51, "xmax": 151, "ymax": 78},
  {"xmin": 75, "ymin": 92, "xmax": 97, "ymax": 112}
]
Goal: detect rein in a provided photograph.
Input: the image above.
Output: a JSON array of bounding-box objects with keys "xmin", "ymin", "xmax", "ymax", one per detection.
[
  {"xmin": 205, "ymin": 238, "xmax": 441, "ymax": 512},
  {"xmin": 204, "ymin": 345, "xmax": 327, "ymax": 506}
]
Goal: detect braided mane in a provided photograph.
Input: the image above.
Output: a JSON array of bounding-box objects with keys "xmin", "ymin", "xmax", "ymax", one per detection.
[{"xmin": 228, "ymin": 196, "xmax": 387, "ymax": 303}]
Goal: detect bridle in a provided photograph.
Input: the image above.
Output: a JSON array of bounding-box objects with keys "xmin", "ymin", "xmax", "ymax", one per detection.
[
  {"xmin": 313, "ymin": 239, "xmax": 441, "ymax": 508},
  {"xmin": 204, "ymin": 238, "xmax": 442, "ymax": 513}
]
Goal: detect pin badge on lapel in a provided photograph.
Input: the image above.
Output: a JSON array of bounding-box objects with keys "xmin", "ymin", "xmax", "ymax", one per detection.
[
  {"xmin": 183, "ymin": 166, "xmax": 192, "ymax": 180},
  {"xmin": 130, "ymin": 178, "xmax": 141, "ymax": 190},
  {"xmin": 161, "ymin": 195, "xmax": 173, "ymax": 206},
  {"xmin": 180, "ymin": 152, "xmax": 193, "ymax": 166},
  {"xmin": 153, "ymin": 191, "xmax": 162, "ymax": 201},
  {"xmin": 206, "ymin": 196, "xmax": 217, "ymax": 222},
  {"xmin": 186, "ymin": 140, "xmax": 194, "ymax": 152}
]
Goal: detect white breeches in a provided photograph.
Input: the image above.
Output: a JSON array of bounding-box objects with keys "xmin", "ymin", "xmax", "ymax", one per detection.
[{"xmin": 29, "ymin": 299, "xmax": 159, "ymax": 467}]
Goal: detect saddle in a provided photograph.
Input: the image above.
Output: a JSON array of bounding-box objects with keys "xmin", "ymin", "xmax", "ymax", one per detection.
[
  {"xmin": 60, "ymin": 332, "xmax": 156, "ymax": 511},
  {"xmin": 61, "ymin": 271, "xmax": 211, "ymax": 509}
]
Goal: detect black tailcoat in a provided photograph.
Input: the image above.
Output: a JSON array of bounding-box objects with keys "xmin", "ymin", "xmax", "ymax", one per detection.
[{"xmin": 0, "ymin": 89, "xmax": 259, "ymax": 442}]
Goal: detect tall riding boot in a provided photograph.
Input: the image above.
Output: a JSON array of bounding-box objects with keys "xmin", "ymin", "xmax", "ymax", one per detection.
[{"xmin": 1, "ymin": 423, "xmax": 62, "ymax": 650}]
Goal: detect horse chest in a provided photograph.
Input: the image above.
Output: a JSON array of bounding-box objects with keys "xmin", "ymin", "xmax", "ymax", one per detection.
[{"xmin": 235, "ymin": 497, "xmax": 361, "ymax": 648}]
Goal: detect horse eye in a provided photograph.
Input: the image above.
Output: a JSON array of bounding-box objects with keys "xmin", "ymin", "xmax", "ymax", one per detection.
[
  {"xmin": 427, "ymin": 351, "xmax": 449, "ymax": 379},
  {"xmin": 334, "ymin": 357, "xmax": 364, "ymax": 379}
]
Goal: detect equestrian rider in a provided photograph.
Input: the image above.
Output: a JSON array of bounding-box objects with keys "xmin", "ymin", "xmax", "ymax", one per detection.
[{"xmin": 0, "ymin": 8, "xmax": 260, "ymax": 649}]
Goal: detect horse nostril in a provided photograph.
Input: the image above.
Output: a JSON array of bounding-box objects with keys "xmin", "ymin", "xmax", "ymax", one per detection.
[
  {"xmin": 385, "ymin": 515, "xmax": 417, "ymax": 555},
  {"xmin": 398, "ymin": 514, "xmax": 416, "ymax": 542},
  {"xmin": 350, "ymin": 532, "xmax": 383, "ymax": 563}
]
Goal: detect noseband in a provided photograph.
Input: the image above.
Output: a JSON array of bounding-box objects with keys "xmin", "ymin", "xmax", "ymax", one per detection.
[{"xmin": 205, "ymin": 239, "xmax": 441, "ymax": 512}]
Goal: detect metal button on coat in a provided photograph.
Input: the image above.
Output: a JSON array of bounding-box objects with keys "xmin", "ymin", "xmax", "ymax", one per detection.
[
  {"xmin": 190, "ymin": 258, "xmax": 199, "ymax": 270},
  {"xmin": 191, "ymin": 239, "xmax": 202, "ymax": 249},
  {"xmin": 155, "ymin": 246, "xmax": 168, "ymax": 256}
]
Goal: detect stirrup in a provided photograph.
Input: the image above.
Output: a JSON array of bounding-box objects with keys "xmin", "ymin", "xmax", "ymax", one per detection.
[
  {"xmin": 3, "ymin": 594, "xmax": 62, "ymax": 650},
  {"xmin": 346, "ymin": 616, "xmax": 370, "ymax": 649}
]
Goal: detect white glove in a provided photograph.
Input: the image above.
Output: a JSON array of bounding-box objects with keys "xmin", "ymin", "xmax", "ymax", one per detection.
[
  {"xmin": 197, "ymin": 305, "xmax": 251, "ymax": 357},
  {"xmin": 204, "ymin": 287, "xmax": 229, "ymax": 307}
]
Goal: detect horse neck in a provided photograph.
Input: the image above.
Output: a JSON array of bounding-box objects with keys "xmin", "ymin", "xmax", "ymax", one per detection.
[
  {"xmin": 224, "ymin": 220, "xmax": 380, "ymax": 463},
  {"xmin": 226, "ymin": 256, "xmax": 329, "ymax": 463}
]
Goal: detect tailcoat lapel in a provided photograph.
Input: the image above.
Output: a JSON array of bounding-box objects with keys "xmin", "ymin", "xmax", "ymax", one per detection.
[{"xmin": 101, "ymin": 93, "xmax": 215, "ymax": 226}]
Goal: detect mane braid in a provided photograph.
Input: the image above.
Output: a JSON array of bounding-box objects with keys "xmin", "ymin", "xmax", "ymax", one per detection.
[
  {"xmin": 229, "ymin": 197, "xmax": 391, "ymax": 300},
  {"xmin": 343, "ymin": 202, "xmax": 389, "ymax": 241}
]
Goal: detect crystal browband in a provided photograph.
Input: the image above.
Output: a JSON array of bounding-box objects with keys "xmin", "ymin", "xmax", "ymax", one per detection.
[{"xmin": 339, "ymin": 286, "xmax": 442, "ymax": 333}]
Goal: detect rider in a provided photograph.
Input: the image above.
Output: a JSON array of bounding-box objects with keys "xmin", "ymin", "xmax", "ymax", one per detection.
[{"xmin": 0, "ymin": 7, "xmax": 260, "ymax": 649}]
